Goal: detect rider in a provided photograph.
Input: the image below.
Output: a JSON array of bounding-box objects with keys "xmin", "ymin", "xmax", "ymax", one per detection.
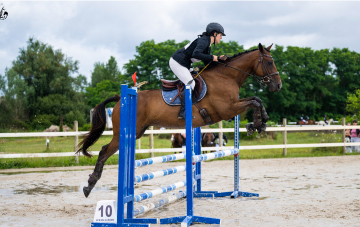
[
  {"xmin": 324, "ymin": 115, "xmax": 328, "ymax": 125},
  {"xmin": 300, "ymin": 114, "xmax": 305, "ymax": 124},
  {"xmin": 169, "ymin": 22, "xmax": 226, "ymax": 119}
]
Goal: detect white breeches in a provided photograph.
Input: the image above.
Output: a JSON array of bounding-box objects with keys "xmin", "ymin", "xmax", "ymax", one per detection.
[{"xmin": 169, "ymin": 57, "xmax": 195, "ymax": 90}]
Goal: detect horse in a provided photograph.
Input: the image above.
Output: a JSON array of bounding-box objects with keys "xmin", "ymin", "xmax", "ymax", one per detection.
[
  {"xmin": 201, "ymin": 133, "xmax": 216, "ymax": 153},
  {"xmin": 296, "ymin": 120, "xmax": 315, "ymax": 125},
  {"xmin": 77, "ymin": 43, "xmax": 282, "ymax": 198},
  {"xmin": 201, "ymin": 133, "xmax": 228, "ymax": 154},
  {"xmin": 317, "ymin": 119, "xmax": 333, "ymax": 126},
  {"xmin": 170, "ymin": 133, "xmax": 184, "ymax": 154}
]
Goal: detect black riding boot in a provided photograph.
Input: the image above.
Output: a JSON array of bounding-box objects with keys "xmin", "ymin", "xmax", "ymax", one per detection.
[{"xmin": 178, "ymin": 90, "xmax": 186, "ymax": 119}]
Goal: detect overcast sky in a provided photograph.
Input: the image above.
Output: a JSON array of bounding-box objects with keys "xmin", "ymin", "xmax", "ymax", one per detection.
[{"xmin": 1, "ymin": 1, "xmax": 360, "ymax": 82}]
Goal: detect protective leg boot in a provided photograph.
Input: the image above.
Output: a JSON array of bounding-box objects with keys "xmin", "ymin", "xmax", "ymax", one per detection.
[{"xmin": 178, "ymin": 90, "xmax": 186, "ymax": 120}]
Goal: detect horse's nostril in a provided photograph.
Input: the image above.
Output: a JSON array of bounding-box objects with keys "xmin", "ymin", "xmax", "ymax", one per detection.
[{"xmin": 278, "ymin": 84, "xmax": 282, "ymax": 90}]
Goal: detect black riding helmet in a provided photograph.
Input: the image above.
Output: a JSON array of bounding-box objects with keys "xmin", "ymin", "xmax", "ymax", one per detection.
[{"xmin": 206, "ymin": 22, "xmax": 226, "ymax": 36}]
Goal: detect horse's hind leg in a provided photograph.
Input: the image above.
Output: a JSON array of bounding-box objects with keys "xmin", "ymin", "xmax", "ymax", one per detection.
[{"xmin": 83, "ymin": 138, "xmax": 119, "ymax": 198}]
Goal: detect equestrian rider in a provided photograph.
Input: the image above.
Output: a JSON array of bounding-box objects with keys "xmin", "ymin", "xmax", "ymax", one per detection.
[
  {"xmin": 169, "ymin": 22, "xmax": 226, "ymax": 119},
  {"xmin": 300, "ymin": 114, "xmax": 305, "ymax": 124}
]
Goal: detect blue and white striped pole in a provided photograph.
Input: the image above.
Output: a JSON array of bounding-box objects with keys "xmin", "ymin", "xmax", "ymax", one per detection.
[
  {"xmin": 135, "ymin": 153, "xmax": 186, "ymax": 168},
  {"xmin": 193, "ymin": 149, "xmax": 239, "ymax": 163},
  {"xmin": 132, "ymin": 191, "xmax": 187, "ymax": 216},
  {"xmin": 134, "ymin": 180, "xmax": 187, "ymax": 202}
]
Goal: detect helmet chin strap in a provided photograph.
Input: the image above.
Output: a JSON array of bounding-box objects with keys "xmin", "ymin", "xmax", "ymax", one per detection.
[{"xmin": 212, "ymin": 32, "xmax": 218, "ymax": 46}]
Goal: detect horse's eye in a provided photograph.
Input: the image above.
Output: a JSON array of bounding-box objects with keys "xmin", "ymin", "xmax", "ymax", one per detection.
[{"xmin": 268, "ymin": 61, "xmax": 273, "ymax": 66}]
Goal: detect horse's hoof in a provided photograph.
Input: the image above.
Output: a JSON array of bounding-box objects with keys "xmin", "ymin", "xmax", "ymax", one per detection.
[
  {"xmin": 83, "ymin": 187, "xmax": 91, "ymax": 198},
  {"xmin": 257, "ymin": 123, "xmax": 267, "ymax": 134},
  {"xmin": 246, "ymin": 123, "xmax": 256, "ymax": 136}
]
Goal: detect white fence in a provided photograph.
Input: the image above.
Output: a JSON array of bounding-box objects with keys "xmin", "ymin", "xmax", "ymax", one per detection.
[{"xmin": 1, "ymin": 118, "xmax": 360, "ymax": 159}]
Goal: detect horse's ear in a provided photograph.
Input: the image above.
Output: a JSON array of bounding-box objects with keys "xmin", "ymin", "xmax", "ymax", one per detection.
[
  {"xmin": 258, "ymin": 43, "xmax": 265, "ymax": 53},
  {"xmin": 267, "ymin": 43, "xmax": 273, "ymax": 50}
]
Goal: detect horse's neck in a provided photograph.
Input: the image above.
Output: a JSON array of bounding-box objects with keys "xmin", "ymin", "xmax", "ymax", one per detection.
[{"xmin": 206, "ymin": 51, "xmax": 258, "ymax": 87}]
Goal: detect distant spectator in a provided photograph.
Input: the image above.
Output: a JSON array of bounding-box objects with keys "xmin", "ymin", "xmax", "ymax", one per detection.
[
  {"xmin": 345, "ymin": 122, "xmax": 352, "ymax": 153},
  {"xmin": 350, "ymin": 120, "xmax": 360, "ymax": 153}
]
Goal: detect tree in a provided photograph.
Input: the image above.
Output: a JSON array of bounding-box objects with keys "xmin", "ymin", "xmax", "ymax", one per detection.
[
  {"xmin": 91, "ymin": 56, "xmax": 124, "ymax": 87},
  {"xmin": 123, "ymin": 39, "xmax": 189, "ymax": 90},
  {"xmin": 330, "ymin": 48, "xmax": 360, "ymax": 116},
  {"xmin": 0, "ymin": 37, "xmax": 90, "ymax": 129},
  {"xmin": 346, "ymin": 89, "xmax": 360, "ymax": 117},
  {"xmin": 85, "ymin": 80, "xmax": 120, "ymax": 108}
]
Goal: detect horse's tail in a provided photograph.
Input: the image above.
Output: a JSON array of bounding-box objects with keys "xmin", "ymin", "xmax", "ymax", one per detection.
[{"xmin": 76, "ymin": 95, "xmax": 120, "ymax": 158}]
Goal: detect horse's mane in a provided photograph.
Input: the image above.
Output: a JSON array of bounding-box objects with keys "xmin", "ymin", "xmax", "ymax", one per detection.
[{"xmin": 201, "ymin": 47, "xmax": 271, "ymax": 71}]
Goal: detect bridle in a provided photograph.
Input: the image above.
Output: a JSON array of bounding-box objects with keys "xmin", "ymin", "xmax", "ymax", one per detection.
[{"xmin": 216, "ymin": 50, "xmax": 279, "ymax": 88}]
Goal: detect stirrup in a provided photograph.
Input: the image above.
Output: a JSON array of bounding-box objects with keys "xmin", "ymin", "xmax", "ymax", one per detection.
[{"xmin": 178, "ymin": 109, "xmax": 185, "ymax": 120}]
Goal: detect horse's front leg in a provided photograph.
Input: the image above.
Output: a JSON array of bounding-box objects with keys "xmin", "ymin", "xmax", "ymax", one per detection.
[
  {"xmin": 231, "ymin": 97, "xmax": 267, "ymax": 135},
  {"xmin": 239, "ymin": 96, "xmax": 269, "ymax": 123}
]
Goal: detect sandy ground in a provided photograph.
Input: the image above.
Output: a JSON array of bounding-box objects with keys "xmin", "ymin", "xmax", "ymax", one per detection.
[{"xmin": 1, "ymin": 156, "xmax": 360, "ymax": 227}]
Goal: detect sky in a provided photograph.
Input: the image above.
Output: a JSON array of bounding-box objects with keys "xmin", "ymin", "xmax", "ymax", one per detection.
[{"xmin": 1, "ymin": 1, "xmax": 360, "ymax": 83}]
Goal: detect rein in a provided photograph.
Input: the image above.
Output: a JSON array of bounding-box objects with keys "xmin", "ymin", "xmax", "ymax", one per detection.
[{"xmin": 216, "ymin": 51, "xmax": 279, "ymax": 88}]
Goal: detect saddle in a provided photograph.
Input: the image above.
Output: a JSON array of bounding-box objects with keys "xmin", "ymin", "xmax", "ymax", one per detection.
[
  {"xmin": 160, "ymin": 73, "xmax": 213, "ymax": 125},
  {"xmin": 161, "ymin": 73, "xmax": 203, "ymax": 103}
]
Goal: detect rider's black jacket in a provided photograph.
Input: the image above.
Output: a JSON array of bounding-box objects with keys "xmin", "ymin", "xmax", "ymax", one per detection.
[{"xmin": 172, "ymin": 35, "xmax": 213, "ymax": 69}]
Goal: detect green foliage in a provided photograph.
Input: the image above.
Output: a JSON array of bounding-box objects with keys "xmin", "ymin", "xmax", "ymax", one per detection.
[
  {"xmin": 0, "ymin": 37, "xmax": 91, "ymax": 130},
  {"xmin": 346, "ymin": 89, "xmax": 360, "ymax": 115},
  {"xmin": 79, "ymin": 123, "xmax": 91, "ymax": 131},
  {"xmin": 91, "ymin": 56, "xmax": 125, "ymax": 87},
  {"xmin": 123, "ymin": 39, "xmax": 189, "ymax": 90},
  {"xmin": 2, "ymin": 37, "xmax": 360, "ymax": 133},
  {"xmin": 85, "ymin": 79, "xmax": 120, "ymax": 108},
  {"xmin": 345, "ymin": 115, "xmax": 358, "ymax": 124},
  {"xmin": 64, "ymin": 110, "xmax": 86, "ymax": 128},
  {"xmin": 30, "ymin": 114, "xmax": 58, "ymax": 130}
]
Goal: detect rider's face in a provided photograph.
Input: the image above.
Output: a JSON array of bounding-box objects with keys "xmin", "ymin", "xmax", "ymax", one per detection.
[{"xmin": 215, "ymin": 33, "xmax": 223, "ymax": 44}]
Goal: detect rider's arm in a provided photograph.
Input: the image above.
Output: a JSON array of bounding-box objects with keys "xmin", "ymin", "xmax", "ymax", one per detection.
[{"xmin": 192, "ymin": 36, "xmax": 213, "ymax": 63}]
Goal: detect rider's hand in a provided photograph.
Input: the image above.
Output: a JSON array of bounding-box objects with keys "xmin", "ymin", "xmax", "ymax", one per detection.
[
  {"xmin": 213, "ymin": 55, "xmax": 218, "ymax": 62},
  {"xmin": 219, "ymin": 55, "xmax": 227, "ymax": 60}
]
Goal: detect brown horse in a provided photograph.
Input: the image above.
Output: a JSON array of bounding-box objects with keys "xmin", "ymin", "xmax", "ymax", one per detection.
[
  {"xmin": 201, "ymin": 133, "xmax": 216, "ymax": 154},
  {"xmin": 297, "ymin": 120, "xmax": 315, "ymax": 125},
  {"xmin": 171, "ymin": 133, "xmax": 184, "ymax": 154},
  {"xmin": 201, "ymin": 133, "xmax": 216, "ymax": 147},
  {"xmin": 77, "ymin": 43, "xmax": 282, "ymax": 198}
]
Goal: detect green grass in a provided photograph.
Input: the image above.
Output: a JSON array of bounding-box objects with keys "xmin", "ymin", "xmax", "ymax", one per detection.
[{"xmin": 0, "ymin": 130, "xmax": 359, "ymax": 169}]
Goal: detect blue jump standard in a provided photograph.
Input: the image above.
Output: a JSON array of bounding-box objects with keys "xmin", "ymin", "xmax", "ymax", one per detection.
[
  {"xmin": 193, "ymin": 114, "xmax": 259, "ymax": 199},
  {"xmin": 160, "ymin": 86, "xmax": 221, "ymax": 226},
  {"xmin": 91, "ymin": 85, "xmax": 156, "ymax": 227}
]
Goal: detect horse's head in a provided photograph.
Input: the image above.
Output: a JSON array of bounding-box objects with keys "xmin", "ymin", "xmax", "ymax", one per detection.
[
  {"xmin": 253, "ymin": 43, "xmax": 282, "ymax": 92},
  {"xmin": 201, "ymin": 133, "xmax": 215, "ymax": 147}
]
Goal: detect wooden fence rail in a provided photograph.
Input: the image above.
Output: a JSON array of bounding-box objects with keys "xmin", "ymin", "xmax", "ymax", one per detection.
[{"xmin": 1, "ymin": 118, "xmax": 360, "ymax": 159}]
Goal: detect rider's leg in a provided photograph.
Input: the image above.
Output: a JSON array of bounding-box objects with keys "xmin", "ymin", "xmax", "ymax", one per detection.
[{"xmin": 169, "ymin": 58, "xmax": 195, "ymax": 119}]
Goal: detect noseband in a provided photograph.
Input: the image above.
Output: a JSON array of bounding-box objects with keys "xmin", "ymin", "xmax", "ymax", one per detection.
[{"xmin": 216, "ymin": 50, "xmax": 279, "ymax": 88}]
